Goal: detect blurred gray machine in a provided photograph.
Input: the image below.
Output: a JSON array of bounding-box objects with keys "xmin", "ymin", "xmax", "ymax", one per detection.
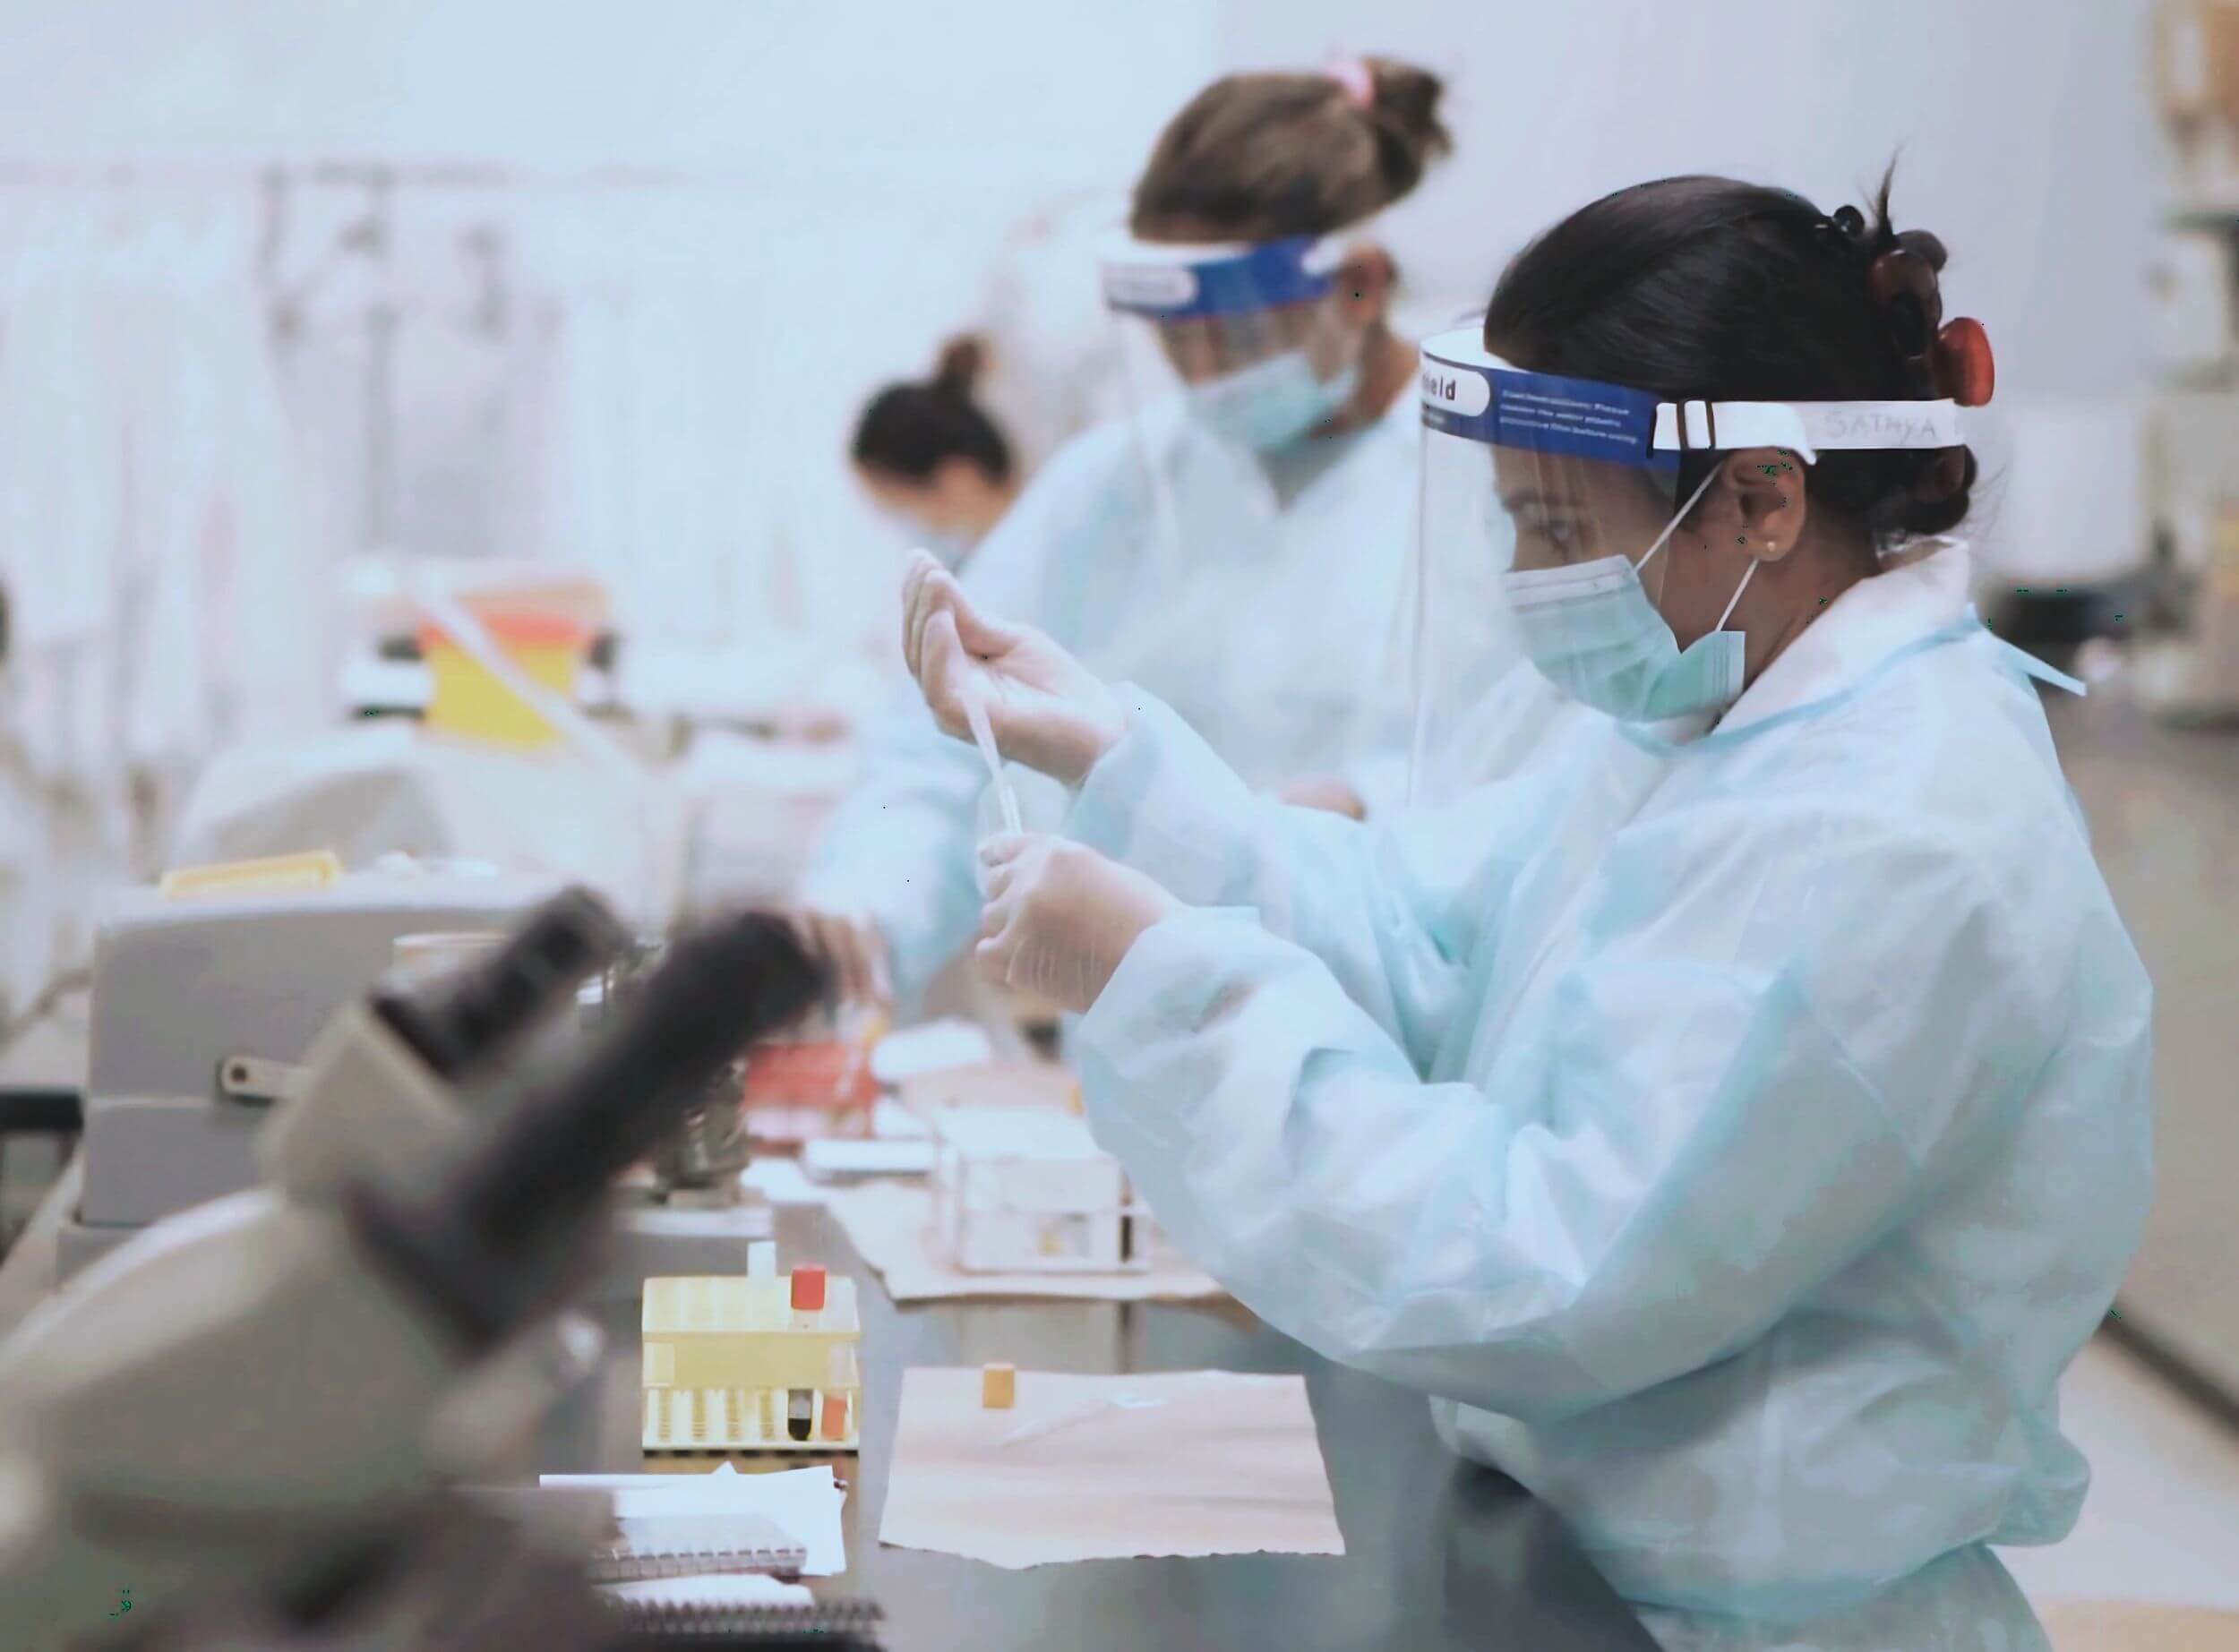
[
  {"xmin": 56, "ymin": 868, "xmax": 777, "ymax": 1300},
  {"xmin": 58, "ymin": 869, "xmax": 565, "ymax": 1283},
  {"xmin": 0, "ymin": 890, "xmax": 879, "ymax": 1649}
]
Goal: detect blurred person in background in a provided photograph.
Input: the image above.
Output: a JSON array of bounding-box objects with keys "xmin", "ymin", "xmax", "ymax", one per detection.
[
  {"xmin": 795, "ymin": 55, "xmax": 1471, "ymax": 1009},
  {"xmin": 851, "ymin": 336, "xmax": 1022, "ymax": 571}
]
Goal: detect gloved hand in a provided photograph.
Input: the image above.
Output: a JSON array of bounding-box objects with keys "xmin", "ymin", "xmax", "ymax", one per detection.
[
  {"xmin": 902, "ymin": 551, "xmax": 1128, "ymax": 786},
  {"xmin": 1277, "ymin": 774, "xmax": 1368, "ymax": 820},
  {"xmin": 784, "ymin": 907, "xmax": 892, "ymax": 1007},
  {"xmin": 975, "ymin": 834, "xmax": 1180, "ymax": 1014}
]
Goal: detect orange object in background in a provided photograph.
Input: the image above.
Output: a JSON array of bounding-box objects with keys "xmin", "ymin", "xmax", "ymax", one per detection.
[
  {"xmin": 742, "ymin": 1036, "xmax": 881, "ymax": 1151},
  {"xmin": 790, "ymin": 1266, "xmax": 828, "ymax": 1313},
  {"xmin": 420, "ymin": 612, "xmax": 593, "ymax": 749},
  {"xmin": 821, "ymin": 1393, "xmax": 850, "ymax": 1442}
]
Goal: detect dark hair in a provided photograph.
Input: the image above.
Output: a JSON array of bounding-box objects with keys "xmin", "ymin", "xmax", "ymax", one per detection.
[
  {"xmin": 1130, "ymin": 56, "xmax": 1452, "ymax": 240},
  {"xmin": 1482, "ymin": 169, "xmax": 1977, "ymax": 539},
  {"xmin": 851, "ymin": 335, "xmax": 1013, "ymax": 486}
]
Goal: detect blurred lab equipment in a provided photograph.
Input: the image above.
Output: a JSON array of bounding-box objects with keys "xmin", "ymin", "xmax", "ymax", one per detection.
[
  {"xmin": 176, "ymin": 558, "xmax": 694, "ymax": 927},
  {"xmin": 2158, "ymin": 1, "xmax": 2239, "ymax": 201},
  {"xmin": 0, "ymin": 889, "xmax": 878, "ymax": 1651},
  {"xmin": 49, "ymin": 856, "xmax": 812, "ymax": 1308},
  {"xmin": 51, "ymin": 860, "xmax": 566, "ymax": 1288},
  {"xmin": 1979, "ymin": 398, "xmax": 2150, "ymax": 668},
  {"xmin": 2137, "ymin": 2, "xmax": 2239, "ymax": 722}
]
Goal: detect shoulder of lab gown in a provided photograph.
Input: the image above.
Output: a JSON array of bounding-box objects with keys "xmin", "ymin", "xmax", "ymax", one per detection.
[
  {"xmin": 1065, "ymin": 542, "xmax": 2149, "ymax": 1429},
  {"xmin": 1121, "ymin": 385, "xmax": 1437, "ymax": 797},
  {"xmin": 798, "ymin": 416, "xmax": 1151, "ymax": 1004}
]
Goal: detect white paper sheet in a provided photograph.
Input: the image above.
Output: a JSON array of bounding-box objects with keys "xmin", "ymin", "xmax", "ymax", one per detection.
[
  {"xmin": 826, "ymin": 1181, "xmax": 1224, "ymax": 1303},
  {"xmin": 540, "ymin": 1463, "xmax": 849, "ymax": 1577},
  {"xmin": 879, "ymin": 1367, "xmax": 1344, "ymax": 1569},
  {"xmin": 599, "ymin": 1573, "xmax": 816, "ymax": 1607}
]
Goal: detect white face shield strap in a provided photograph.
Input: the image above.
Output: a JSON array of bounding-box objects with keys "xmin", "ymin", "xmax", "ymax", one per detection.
[{"xmin": 1408, "ymin": 326, "xmax": 1969, "ymax": 797}]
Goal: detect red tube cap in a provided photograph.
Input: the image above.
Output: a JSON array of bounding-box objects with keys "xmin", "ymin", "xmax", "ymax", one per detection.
[{"xmin": 791, "ymin": 1265, "xmax": 828, "ymax": 1312}]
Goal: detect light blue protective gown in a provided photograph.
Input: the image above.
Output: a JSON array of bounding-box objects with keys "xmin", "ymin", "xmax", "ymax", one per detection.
[
  {"xmin": 801, "ymin": 388, "xmax": 1455, "ymax": 1005},
  {"xmin": 1059, "ymin": 545, "xmax": 2152, "ymax": 1651}
]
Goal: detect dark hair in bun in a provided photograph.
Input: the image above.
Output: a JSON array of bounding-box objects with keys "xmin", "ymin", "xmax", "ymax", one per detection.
[
  {"xmin": 852, "ymin": 333, "xmax": 1013, "ymax": 485},
  {"xmin": 1130, "ymin": 56, "xmax": 1453, "ymax": 240},
  {"xmin": 1483, "ymin": 165, "xmax": 1977, "ymax": 539}
]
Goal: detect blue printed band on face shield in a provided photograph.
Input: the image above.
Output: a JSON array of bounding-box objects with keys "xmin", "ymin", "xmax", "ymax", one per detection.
[
  {"xmin": 1421, "ymin": 359, "xmax": 1678, "ymax": 473},
  {"xmin": 1102, "ymin": 235, "xmax": 1341, "ymax": 320}
]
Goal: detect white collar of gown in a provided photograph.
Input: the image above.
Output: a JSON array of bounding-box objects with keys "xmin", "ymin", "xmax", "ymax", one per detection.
[{"xmin": 1714, "ymin": 539, "xmax": 1977, "ymax": 735}]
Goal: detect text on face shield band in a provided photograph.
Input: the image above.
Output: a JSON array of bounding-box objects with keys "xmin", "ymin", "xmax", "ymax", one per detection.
[{"xmin": 1101, "ymin": 235, "xmax": 1343, "ymax": 320}]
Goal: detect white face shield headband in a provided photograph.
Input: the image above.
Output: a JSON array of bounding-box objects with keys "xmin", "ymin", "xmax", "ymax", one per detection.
[{"xmin": 1100, "ymin": 229, "xmax": 1373, "ymax": 455}]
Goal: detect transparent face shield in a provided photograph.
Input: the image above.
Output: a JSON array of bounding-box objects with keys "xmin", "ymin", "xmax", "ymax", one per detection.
[
  {"xmin": 1409, "ymin": 326, "xmax": 1970, "ymax": 803},
  {"xmin": 1089, "ymin": 230, "xmax": 1379, "ymax": 689},
  {"xmin": 1100, "ymin": 231, "xmax": 1371, "ymax": 463}
]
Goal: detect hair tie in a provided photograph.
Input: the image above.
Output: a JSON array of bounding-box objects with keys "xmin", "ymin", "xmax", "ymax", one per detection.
[
  {"xmin": 1325, "ymin": 56, "xmax": 1377, "ymax": 111},
  {"xmin": 1812, "ymin": 207, "xmax": 1866, "ymax": 263}
]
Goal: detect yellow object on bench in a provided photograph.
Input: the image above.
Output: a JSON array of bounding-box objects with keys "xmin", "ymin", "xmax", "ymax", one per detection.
[
  {"xmin": 421, "ymin": 613, "xmax": 590, "ymax": 749},
  {"xmin": 159, "ymin": 850, "xmax": 344, "ymax": 900}
]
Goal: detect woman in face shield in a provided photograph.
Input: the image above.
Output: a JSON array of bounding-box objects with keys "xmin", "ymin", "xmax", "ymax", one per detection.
[
  {"xmin": 896, "ymin": 175, "xmax": 2150, "ymax": 1652},
  {"xmin": 851, "ymin": 336, "xmax": 1021, "ymax": 571},
  {"xmin": 794, "ymin": 56, "xmax": 1462, "ymax": 1009}
]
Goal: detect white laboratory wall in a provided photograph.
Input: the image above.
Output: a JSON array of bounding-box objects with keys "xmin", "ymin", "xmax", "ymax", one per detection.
[{"xmin": 0, "ymin": 0, "xmax": 1222, "ymax": 655}]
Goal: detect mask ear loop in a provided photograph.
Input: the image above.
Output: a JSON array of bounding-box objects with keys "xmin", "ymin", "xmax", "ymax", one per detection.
[
  {"xmin": 1712, "ymin": 558, "xmax": 1758, "ymax": 633},
  {"xmin": 1633, "ymin": 466, "xmax": 1758, "ymax": 637},
  {"xmin": 1632, "ymin": 467, "xmax": 1722, "ymax": 577}
]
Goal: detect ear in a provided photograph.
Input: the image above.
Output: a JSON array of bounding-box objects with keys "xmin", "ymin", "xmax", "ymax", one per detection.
[
  {"xmin": 1334, "ymin": 245, "xmax": 1395, "ymax": 322},
  {"xmin": 1698, "ymin": 448, "xmax": 1810, "ymax": 561}
]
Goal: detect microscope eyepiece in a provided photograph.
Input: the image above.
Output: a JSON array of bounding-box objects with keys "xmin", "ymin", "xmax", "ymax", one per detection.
[
  {"xmin": 345, "ymin": 910, "xmax": 834, "ymax": 1351},
  {"xmin": 371, "ymin": 886, "xmax": 631, "ymax": 1082}
]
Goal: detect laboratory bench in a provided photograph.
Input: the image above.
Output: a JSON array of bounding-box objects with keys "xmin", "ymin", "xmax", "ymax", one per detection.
[{"xmin": 537, "ymin": 1203, "xmax": 1660, "ymax": 1652}]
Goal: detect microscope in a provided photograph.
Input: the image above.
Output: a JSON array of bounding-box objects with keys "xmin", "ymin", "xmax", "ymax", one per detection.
[{"xmin": 0, "ymin": 890, "xmax": 871, "ymax": 1650}]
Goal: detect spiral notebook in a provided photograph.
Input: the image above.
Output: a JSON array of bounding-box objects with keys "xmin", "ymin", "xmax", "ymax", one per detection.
[
  {"xmin": 590, "ymin": 1512, "xmax": 809, "ymax": 1583},
  {"xmin": 608, "ymin": 1589, "xmax": 885, "ymax": 1647}
]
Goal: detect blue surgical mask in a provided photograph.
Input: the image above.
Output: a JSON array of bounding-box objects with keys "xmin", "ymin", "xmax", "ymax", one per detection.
[
  {"xmin": 1500, "ymin": 473, "xmax": 1757, "ymax": 723},
  {"xmin": 1184, "ymin": 349, "xmax": 1360, "ymax": 453}
]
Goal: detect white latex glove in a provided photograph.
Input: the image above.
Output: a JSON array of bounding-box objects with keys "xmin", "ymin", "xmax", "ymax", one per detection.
[
  {"xmin": 1277, "ymin": 774, "xmax": 1368, "ymax": 820},
  {"xmin": 975, "ymin": 834, "xmax": 1180, "ymax": 1014},
  {"xmin": 784, "ymin": 907, "xmax": 892, "ymax": 1007},
  {"xmin": 901, "ymin": 551, "xmax": 1128, "ymax": 786}
]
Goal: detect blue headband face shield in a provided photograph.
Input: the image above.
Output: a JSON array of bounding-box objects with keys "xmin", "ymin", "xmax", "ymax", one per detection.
[
  {"xmin": 1101, "ymin": 232, "xmax": 1371, "ymax": 456},
  {"xmin": 1409, "ymin": 327, "xmax": 1969, "ymax": 800}
]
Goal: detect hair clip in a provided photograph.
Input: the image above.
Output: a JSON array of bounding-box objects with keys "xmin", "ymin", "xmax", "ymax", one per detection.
[{"xmin": 1933, "ymin": 317, "xmax": 1995, "ymax": 407}]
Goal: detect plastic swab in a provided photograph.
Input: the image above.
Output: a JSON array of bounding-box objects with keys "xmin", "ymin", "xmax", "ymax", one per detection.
[{"xmin": 964, "ymin": 678, "xmax": 1023, "ymax": 836}]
